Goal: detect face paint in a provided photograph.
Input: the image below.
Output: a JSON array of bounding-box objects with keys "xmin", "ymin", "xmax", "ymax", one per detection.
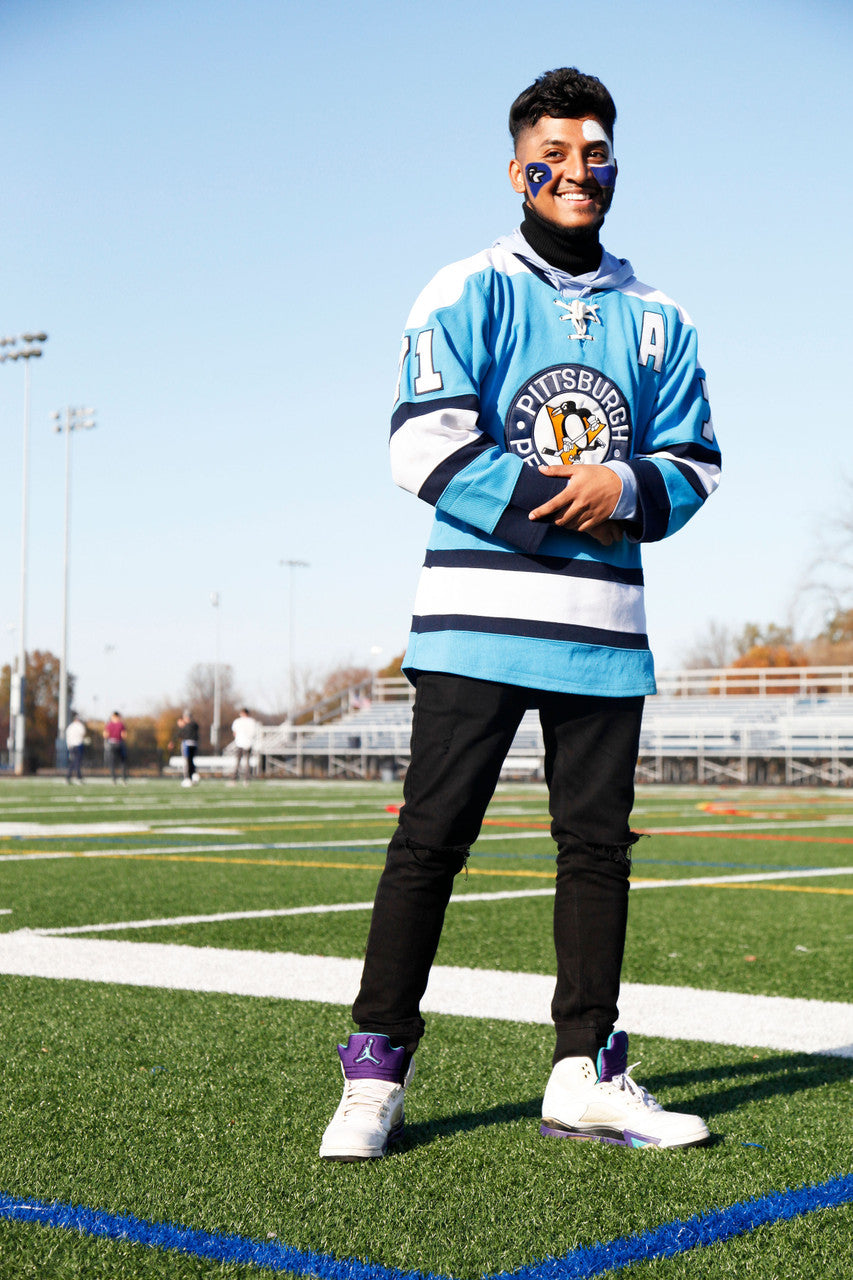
[
  {"xmin": 582, "ymin": 118, "xmax": 616, "ymax": 189},
  {"xmin": 525, "ymin": 161, "xmax": 552, "ymax": 197}
]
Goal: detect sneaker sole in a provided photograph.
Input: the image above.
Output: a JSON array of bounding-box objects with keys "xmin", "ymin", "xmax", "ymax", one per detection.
[
  {"xmin": 319, "ymin": 1122, "xmax": 404, "ymax": 1161},
  {"xmin": 540, "ymin": 1120, "xmax": 710, "ymax": 1149}
]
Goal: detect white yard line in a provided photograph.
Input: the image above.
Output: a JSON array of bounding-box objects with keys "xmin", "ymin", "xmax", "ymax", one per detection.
[
  {"xmin": 639, "ymin": 816, "xmax": 853, "ymax": 834},
  {"xmin": 0, "ymin": 839, "xmax": 391, "ymax": 864},
  {"xmin": 28, "ymin": 866, "xmax": 853, "ymax": 936},
  {"xmin": 0, "ymin": 931, "xmax": 848, "ymax": 1057},
  {"xmin": 632, "ymin": 865, "xmax": 853, "ymax": 888},
  {"xmin": 0, "ymin": 822, "xmax": 154, "ymax": 837}
]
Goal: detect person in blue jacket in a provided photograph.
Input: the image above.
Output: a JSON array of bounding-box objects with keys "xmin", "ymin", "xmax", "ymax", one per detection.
[{"xmin": 321, "ymin": 66, "xmax": 721, "ymax": 1161}]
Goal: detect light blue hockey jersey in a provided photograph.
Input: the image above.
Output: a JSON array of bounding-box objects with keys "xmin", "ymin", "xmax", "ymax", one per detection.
[{"xmin": 390, "ymin": 233, "xmax": 721, "ymax": 697}]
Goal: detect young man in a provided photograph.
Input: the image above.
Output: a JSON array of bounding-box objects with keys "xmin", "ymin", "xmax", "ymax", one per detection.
[
  {"xmin": 321, "ymin": 68, "xmax": 720, "ymax": 1160},
  {"xmin": 230, "ymin": 707, "xmax": 257, "ymax": 783},
  {"xmin": 174, "ymin": 711, "xmax": 199, "ymax": 787},
  {"xmin": 65, "ymin": 713, "xmax": 87, "ymax": 785},
  {"xmin": 103, "ymin": 711, "xmax": 128, "ymax": 784}
]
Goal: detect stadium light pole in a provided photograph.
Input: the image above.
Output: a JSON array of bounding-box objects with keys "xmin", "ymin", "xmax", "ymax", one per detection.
[
  {"xmin": 52, "ymin": 406, "xmax": 97, "ymax": 767},
  {"xmin": 1, "ymin": 331, "xmax": 48, "ymax": 774},
  {"xmin": 279, "ymin": 559, "xmax": 309, "ymax": 720},
  {"xmin": 4, "ymin": 623, "xmax": 15, "ymax": 765},
  {"xmin": 210, "ymin": 591, "xmax": 221, "ymax": 750}
]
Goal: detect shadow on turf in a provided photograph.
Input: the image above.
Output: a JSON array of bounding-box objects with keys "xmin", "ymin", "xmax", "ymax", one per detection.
[
  {"xmin": 398, "ymin": 1053, "xmax": 849, "ymax": 1149},
  {"xmin": 641, "ymin": 1051, "xmax": 851, "ymax": 1121},
  {"xmin": 404, "ymin": 1096, "xmax": 542, "ymax": 1146}
]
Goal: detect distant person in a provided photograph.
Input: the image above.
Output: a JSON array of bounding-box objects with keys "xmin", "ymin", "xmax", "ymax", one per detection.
[
  {"xmin": 171, "ymin": 711, "xmax": 199, "ymax": 787},
  {"xmin": 230, "ymin": 707, "xmax": 257, "ymax": 784},
  {"xmin": 65, "ymin": 713, "xmax": 87, "ymax": 784},
  {"xmin": 103, "ymin": 711, "xmax": 128, "ymax": 784}
]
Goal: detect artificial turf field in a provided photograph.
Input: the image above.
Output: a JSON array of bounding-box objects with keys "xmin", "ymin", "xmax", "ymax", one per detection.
[{"xmin": 0, "ymin": 777, "xmax": 849, "ymax": 1279}]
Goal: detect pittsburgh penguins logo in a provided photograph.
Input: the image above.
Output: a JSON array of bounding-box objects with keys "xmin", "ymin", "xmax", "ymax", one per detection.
[
  {"xmin": 543, "ymin": 400, "xmax": 606, "ymax": 463},
  {"xmin": 505, "ymin": 364, "xmax": 632, "ymax": 468},
  {"xmin": 525, "ymin": 162, "xmax": 552, "ymax": 191}
]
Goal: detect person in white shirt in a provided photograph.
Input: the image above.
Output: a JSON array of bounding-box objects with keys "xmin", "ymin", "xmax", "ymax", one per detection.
[
  {"xmin": 65, "ymin": 713, "xmax": 87, "ymax": 784},
  {"xmin": 231, "ymin": 707, "xmax": 257, "ymax": 783}
]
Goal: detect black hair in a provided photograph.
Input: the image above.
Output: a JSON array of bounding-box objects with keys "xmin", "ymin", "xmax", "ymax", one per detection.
[{"xmin": 509, "ymin": 67, "xmax": 616, "ymax": 147}]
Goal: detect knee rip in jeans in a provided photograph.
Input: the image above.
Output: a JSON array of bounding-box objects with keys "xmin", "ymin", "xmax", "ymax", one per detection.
[
  {"xmin": 404, "ymin": 837, "xmax": 470, "ymax": 877},
  {"xmin": 593, "ymin": 830, "xmax": 642, "ymax": 869},
  {"xmin": 560, "ymin": 831, "xmax": 641, "ymax": 870},
  {"xmin": 592, "ymin": 841, "xmax": 634, "ymax": 869}
]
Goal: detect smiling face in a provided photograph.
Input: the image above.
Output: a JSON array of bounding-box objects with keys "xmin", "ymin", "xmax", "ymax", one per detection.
[{"xmin": 509, "ymin": 115, "xmax": 616, "ymax": 233}]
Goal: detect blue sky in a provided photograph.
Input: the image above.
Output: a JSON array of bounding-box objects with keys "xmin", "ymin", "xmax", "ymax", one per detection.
[{"xmin": 1, "ymin": 0, "xmax": 850, "ymax": 718}]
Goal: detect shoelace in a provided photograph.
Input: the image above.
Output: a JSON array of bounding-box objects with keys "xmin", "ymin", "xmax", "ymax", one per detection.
[
  {"xmin": 341, "ymin": 1079, "xmax": 398, "ymax": 1119},
  {"xmin": 607, "ymin": 1062, "xmax": 662, "ymax": 1111}
]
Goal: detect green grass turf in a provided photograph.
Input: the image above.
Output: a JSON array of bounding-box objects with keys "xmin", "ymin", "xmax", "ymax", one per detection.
[
  {"xmin": 24, "ymin": 851, "xmax": 846, "ymax": 1003},
  {"xmin": 0, "ymin": 780, "xmax": 849, "ymax": 1277},
  {"xmin": 0, "ymin": 979, "xmax": 849, "ymax": 1279},
  {"xmin": 0, "ymin": 858, "xmax": 387, "ymax": 933},
  {"xmin": 0, "ymin": 1220, "xmax": 269, "ymax": 1280},
  {"xmin": 618, "ymin": 1202, "xmax": 853, "ymax": 1279}
]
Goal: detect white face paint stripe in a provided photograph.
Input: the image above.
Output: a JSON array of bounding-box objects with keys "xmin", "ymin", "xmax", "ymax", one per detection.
[
  {"xmin": 582, "ymin": 117, "xmax": 616, "ymax": 189},
  {"xmin": 581, "ymin": 117, "xmax": 614, "ymax": 161}
]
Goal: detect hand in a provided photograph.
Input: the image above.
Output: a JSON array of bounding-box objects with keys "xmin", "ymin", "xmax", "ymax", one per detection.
[
  {"xmin": 585, "ymin": 520, "xmax": 624, "ymax": 546},
  {"xmin": 528, "ymin": 464, "xmax": 622, "ymax": 533}
]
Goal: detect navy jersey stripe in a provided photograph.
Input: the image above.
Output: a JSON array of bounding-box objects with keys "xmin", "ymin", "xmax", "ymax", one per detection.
[
  {"xmin": 423, "ymin": 548, "xmax": 644, "ymax": 586},
  {"xmin": 417, "ymin": 438, "xmax": 495, "ymax": 505},
  {"xmin": 628, "ymin": 458, "xmax": 671, "ymax": 543},
  {"xmin": 670, "ymin": 458, "xmax": 711, "ymax": 500},
  {"xmin": 390, "ymin": 393, "xmax": 481, "ymax": 438},
  {"xmin": 658, "ymin": 439, "xmax": 722, "ymax": 468},
  {"xmin": 411, "ymin": 613, "xmax": 649, "ymax": 650}
]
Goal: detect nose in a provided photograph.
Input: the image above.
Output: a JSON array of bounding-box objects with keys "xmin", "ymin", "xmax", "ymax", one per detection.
[{"xmin": 562, "ymin": 148, "xmax": 591, "ymax": 185}]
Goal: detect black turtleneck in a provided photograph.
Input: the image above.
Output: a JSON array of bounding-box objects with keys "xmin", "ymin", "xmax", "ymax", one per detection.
[{"xmin": 520, "ymin": 201, "xmax": 603, "ymax": 276}]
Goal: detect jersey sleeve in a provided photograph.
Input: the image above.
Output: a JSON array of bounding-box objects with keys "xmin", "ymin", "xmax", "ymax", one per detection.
[
  {"xmin": 622, "ymin": 312, "xmax": 721, "ymax": 542},
  {"xmin": 389, "ymin": 265, "xmax": 567, "ymax": 554}
]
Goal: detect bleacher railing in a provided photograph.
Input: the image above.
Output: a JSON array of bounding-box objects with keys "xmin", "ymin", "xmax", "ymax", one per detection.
[{"xmin": 653, "ymin": 667, "xmax": 853, "ymax": 697}]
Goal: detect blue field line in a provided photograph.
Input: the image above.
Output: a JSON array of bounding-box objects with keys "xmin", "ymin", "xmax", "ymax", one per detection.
[{"xmin": 0, "ymin": 1173, "xmax": 851, "ymax": 1278}]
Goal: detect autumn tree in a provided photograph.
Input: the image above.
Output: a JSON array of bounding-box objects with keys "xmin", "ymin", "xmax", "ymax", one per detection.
[
  {"xmin": 181, "ymin": 662, "xmax": 243, "ymax": 748},
  {"xmin": 729, "ymin": 623, "xmax": 805, "ymax": 669},
  {"xmin": 153, "ymin": 704, "xmax": 185, "ymax": 761},
  {"xmin": 0, "ymin": 651, "xmax": 74, "ymax": 773},
  {"xmin": 124, "ymin": 716, "xmax": 160, "ymax": 769}
]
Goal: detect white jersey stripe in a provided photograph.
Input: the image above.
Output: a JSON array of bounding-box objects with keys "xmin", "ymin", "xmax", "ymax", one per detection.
[
  {"xmin": 412, "ymin": 564, "xmax": 647, "ymax": 635},
  {"xmin": 390, "ymin": 407, "xmax": 482, "ymax": 495},
  {"xmin": 652, "ymin": 451, "xmax": 720, "ymax": 497}
]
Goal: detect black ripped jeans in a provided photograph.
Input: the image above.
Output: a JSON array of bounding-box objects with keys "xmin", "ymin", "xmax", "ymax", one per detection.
[{"xmin": 351, "ymin": 671, "xmax": 644, "ymax": 1063}]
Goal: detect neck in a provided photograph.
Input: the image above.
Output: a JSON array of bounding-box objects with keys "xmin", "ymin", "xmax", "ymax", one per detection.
[{"xmin": 520, "ymin": 202, "xmax": 603, "ymax": 276}]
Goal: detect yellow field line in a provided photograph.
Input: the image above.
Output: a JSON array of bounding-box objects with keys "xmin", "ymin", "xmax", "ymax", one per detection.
[
  {"xmin": 3, "ymin": 848, "xmax": 850, "ymax": 894},
  {"xmin": 95, "ymin": 853, "xmax": 557, "ymax": 879},
  {"xmin": 60, "ymin": 854, "xmax": 853, "ymax": 892},
  {"xmin": 714, "ymin": 882, "xmax": 853, "ymax": 896}
]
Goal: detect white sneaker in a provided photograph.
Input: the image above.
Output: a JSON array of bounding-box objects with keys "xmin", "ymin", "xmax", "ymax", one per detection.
[
  {"xmin": 181, "ymin": 779, "xmax": 193, "ymax": 788},
  {"xmin": 320, "ymin": 1033, "xmax": 414, "ymax": 1161},
  {"xmin": 541, "ymin": 1031, "xmax": 709, "ymax": 1149}
]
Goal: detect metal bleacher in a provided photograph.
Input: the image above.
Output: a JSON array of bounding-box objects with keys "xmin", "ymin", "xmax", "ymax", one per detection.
[{"xmin": 256, "ymin": 667, "xmax": 853, "ymax": 785}]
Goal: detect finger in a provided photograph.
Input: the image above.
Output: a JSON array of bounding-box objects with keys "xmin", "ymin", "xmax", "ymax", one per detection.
[{"xmin": 529, "ymin": 489, "xmax": 574, "ymax": 521}]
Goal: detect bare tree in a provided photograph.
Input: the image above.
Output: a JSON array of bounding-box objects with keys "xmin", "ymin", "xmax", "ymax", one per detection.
[
  {"xmin": 181, "ymin": 663, "xmax": 244, "ymax": 748},
  {"xmin": 796, "ymin": 475, "xmax": 853, "ymax": 638},
  {"xmin": 679, "ymin": 621, "xmax": 737, "ymax": 669}
]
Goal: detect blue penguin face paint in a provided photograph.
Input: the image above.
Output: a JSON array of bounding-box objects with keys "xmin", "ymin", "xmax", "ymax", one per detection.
[
  {"xmin": 582, "ymin": 119, "xmax": 616, "ymax": 190},
  {"xmin": 525, "ymin": 161, "xmax": 552, "ymax": 197}
]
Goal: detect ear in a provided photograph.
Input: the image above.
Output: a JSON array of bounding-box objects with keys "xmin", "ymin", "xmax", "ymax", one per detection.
[{"xmin": 508, "ymin": 157, "xmax": 526, "ymax": 196}]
